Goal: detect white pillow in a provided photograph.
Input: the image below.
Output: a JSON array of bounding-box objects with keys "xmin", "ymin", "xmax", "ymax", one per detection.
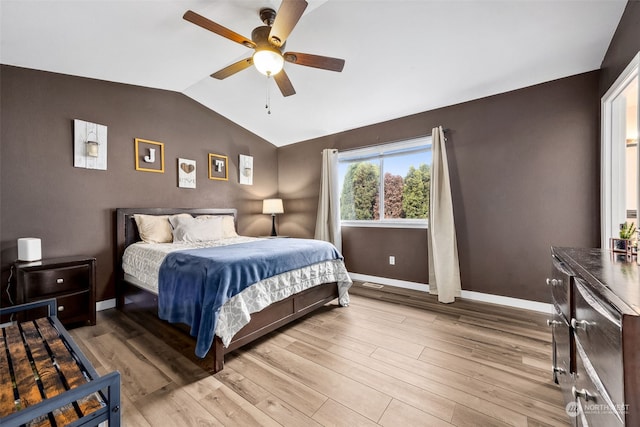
[
  {"xmin": 221, "ymin": 215, "xmax": 238, "ymax": 238},
  {"xmin": 170, "ymin": 215, "xmax": 226, "ymax": 243},
  {"xmin": 134, "ymin": 213, "xmax": 192, "ymax": 243},
  {"xmin": 196, "ymin": 215, "xmax": 238, "ymax": 238}
]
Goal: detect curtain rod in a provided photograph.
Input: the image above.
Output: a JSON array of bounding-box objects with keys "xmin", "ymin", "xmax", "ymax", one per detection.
[{"xmin": 333, "ymin": 128, "xmax": 448, "ymax": 154}]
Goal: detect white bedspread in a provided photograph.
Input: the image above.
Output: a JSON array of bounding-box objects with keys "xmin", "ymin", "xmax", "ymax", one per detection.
[{"xmin": 122, "ymin": 237, "xmax": 352, "ymax": 346}]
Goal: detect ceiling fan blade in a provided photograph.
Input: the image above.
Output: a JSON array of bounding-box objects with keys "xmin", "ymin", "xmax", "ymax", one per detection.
[
  {"xmin": 283, "ymin": 52, "xmax": 345, "ymax": 72},
  {"xmin": 274, "ymin": 70, "xmax": 296, "ymax": 97},
  {"xmin": 268, "ymin": 0, "xmax": 308, "ymax": 47},
  {"xmin": 184, "ymin": 10, "xmax": 256, "ymax": 49},
  {"xmin": 211, "ymin": 57, "xmax": 254, "ymax": 80}
]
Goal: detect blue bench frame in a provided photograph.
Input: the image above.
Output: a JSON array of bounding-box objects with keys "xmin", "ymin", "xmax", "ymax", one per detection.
[{"xmin": 1, "ymin": 299, "xmax": 121, "ymax": 427}]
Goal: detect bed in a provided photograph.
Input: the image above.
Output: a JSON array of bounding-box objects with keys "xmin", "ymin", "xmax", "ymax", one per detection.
[{"xmin": 114, "ymin": 207, "xmax": 351, "ymax": 373}]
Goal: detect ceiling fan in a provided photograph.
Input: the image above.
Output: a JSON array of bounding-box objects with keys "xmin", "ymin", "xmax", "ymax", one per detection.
[{"xmin": 183, "ymin": 0, "xmax": 345, "ymax": 97}]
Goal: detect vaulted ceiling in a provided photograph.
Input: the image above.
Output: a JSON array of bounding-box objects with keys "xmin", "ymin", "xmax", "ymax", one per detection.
[{"xmin": 0, "ymin": 0, "xmax": 627, "ymax": 146}]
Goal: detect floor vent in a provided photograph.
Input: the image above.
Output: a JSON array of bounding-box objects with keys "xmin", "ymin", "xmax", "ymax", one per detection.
[{"xmin": 361, "ymin": 282, "xmax": 384, "ymax": 289}]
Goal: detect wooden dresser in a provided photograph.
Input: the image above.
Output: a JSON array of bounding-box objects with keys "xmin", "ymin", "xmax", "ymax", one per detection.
[{"xmin": 549, "ymin": 247, "xmax": 640, "ymax": 426}]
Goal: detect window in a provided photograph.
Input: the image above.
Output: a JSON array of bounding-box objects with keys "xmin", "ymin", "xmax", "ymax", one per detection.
[{"xmin": 338, "ymin": 137, "xmax": 432, "ymax": 228}]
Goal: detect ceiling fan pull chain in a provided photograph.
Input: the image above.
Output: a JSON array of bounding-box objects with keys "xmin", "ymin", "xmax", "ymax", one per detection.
[{"xmin": 265, "ymin": 73, "xmax": 272, "ymax": 115}]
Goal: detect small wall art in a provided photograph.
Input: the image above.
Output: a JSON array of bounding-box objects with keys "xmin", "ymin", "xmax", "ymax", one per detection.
[
  {"xmin": 208, "ymin": 153, "xmax": 229, "ymax": 181},
  {"xmin": 135, "ymin": 138, "xmax": 165, "ymax": 173},
  {"xmin": 73, "ymin": 119, "xmax": 107, "ymax": 170},
  {"xmin": 239, "ymin": 154, "xmax": 253, "ymax": 185},
  {"xmin": 178, "ymin": 158, "xmax": 196, "ymax": 188}
]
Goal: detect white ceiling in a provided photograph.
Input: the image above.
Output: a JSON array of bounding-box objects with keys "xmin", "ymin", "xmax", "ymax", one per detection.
[{"xmin": 0, "ymin": 0, "xmax": 627, "ymax": 147}]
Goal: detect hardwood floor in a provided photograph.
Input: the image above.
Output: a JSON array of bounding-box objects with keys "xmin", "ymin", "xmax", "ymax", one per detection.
[{"xmin": 70, "ymin": 284, "xmax": 570, "ymax": 426}]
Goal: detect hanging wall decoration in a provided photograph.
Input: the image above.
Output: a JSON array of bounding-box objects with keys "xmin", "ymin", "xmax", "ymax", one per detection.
[
  {"xmin": 239, "ymin": 154, "xmax": 253, "ymax": 185},
  {"xmin": 208, "ymin": 153, "xmax": 228, "ymax": 181},
  {"xmin": 178, "ymin": 158, "xmax": 196, "ymax": 188},
  {"xmin": 135, "ymin": 138, "xmax": 165, "ymax": 173},
  {"xmin": 73, "ymin": 119, "xmax": 108, "ymax": 170}
]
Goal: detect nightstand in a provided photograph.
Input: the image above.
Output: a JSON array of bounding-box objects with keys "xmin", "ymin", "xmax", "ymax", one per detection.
[{"xmin": 13, "ymin": 256, "xmax": 96, "ymax": 327}]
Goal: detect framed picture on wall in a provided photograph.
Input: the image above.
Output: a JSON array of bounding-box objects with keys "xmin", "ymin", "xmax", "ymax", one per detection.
[
  {"xmin": 135, "ymin": 138, "xmax": 165, "ymax": 173},
  {"xmin": 73, "ymin": 119, "xmax": 108, "ymax": 170},
  {"xmin": 208, "ymin": 153, "xmax": 228, "ymax": 181},
  {"xmin": 178, "ymin": 158, "xmax": 196, "ymax": 188},
  {"xmin": 239, "ymin": 154, "xmax": 253, "ymax": 185}
]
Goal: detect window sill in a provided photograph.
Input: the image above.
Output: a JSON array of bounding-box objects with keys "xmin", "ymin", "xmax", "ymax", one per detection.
[{"xmin": 340, "ymin": 220, "xmax": 428, "ymax": 229}]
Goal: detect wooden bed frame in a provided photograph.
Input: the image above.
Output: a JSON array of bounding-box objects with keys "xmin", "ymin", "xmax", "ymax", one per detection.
[{"xmin": 114, "ymin": 207, "xmax": 340, "ymax": 373}]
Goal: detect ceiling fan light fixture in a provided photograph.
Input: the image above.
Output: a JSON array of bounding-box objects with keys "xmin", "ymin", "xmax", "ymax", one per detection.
[
  {"xmin": 183, "ymin": 1, "xmax": 344, "ymax": 96},
  {"xmin": 253, "ymin": 48, "xmax": 284, "ymax": 76}
]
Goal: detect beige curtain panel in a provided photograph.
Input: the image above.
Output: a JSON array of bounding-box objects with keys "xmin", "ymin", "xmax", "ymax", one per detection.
[
  {"xmin": 428, "ymin": 126, "xmax": 461, "ymax": 303},
  {"xmin": 315, "ymin": 148, "xmax": 342, "ymax": 252}
]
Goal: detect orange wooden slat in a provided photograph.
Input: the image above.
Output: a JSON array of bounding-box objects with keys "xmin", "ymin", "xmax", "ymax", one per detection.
[
  {"xmin": 4, "ymin": 324, "xmax": 42, "ymax": 409},
  {"xmin": 0, "ymin": 330, "xmax": 17, "ymax": 417},
  {"xmin": 34, "ymin": 318, "xmax": 103, "ymax": 416},
  {"xmin": 22, "ymin": 321, "xmax": 79, "ymax": 425},
  {"xmin": 4, "ymin": 322, "xmax": 51, "ymax": 426}
]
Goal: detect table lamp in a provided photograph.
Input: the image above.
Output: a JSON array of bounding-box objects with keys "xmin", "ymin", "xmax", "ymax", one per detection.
[{"xmin": 262, "ymin": 198, "xmax": 284, "ymax": 236}]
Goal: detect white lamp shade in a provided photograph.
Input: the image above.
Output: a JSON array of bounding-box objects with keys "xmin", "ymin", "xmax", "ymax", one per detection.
[{"xmin": 263, "ymin": 198, "xmax": 284, "ymax": 214}]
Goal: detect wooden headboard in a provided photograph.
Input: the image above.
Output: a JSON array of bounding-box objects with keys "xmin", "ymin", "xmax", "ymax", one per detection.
[{"xmin": 114, "ymin": 208, "xmax": 237, "ymax": 293}]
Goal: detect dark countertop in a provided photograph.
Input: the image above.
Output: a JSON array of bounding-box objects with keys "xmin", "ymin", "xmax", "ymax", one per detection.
[{"xmin": 552, "ymin": 247, "xmax": 640, "ymax": 316}]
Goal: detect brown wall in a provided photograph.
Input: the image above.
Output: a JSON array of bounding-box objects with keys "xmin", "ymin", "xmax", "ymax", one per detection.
[
  {"xmin": 3, "ymin": 1, "xmax": 637, "ymax": 307},
  {"xmin": 341, "ymin": 227, "xmax": 429, "ymax": 284},
  {"xmin": 0, "ymin": 65, "xmax": 279, "ymax": 303},
  {"xmin": 278, "ymin": 71, "xmax": 601, "ymax": 303},
  {"xmin": 599, "ymin": 0, "xmax": 640, "ymax": 96}
]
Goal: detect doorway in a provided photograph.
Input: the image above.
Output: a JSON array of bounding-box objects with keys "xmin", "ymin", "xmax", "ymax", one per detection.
[{"xmin": 601, "ymin": 52, "xmax": 640, "ymax": 248}]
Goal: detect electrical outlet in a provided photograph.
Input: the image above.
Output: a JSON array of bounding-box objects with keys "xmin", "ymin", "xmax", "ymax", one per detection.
[{"xmin": 389, "ymin": 256, "xmax": 395, "ymax": 265}]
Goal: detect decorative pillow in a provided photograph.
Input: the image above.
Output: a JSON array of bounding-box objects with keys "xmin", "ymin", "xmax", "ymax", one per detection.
[
  {"xmin": 133, "ymin": 213, "xmax": 192, "ymax": 244},
  {"xmin": 194, "ymin": 215, "xmax": 238, "ymax": 238},
  {"xmin": 134, "ymin": 214, "xmax": 173, "ymax": 244},
  {"xmin": 220, "ymin": 215, "xmax": 239, "ymax": 238},
  {"xmin": 170, "ymin": 215, "xmax": 226, "ymax": 243}
]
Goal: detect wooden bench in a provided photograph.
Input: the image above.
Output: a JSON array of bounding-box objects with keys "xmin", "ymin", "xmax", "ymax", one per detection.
[{"xmin": 1, "ymin": 299, "xmax": 121, "ymax": 426}]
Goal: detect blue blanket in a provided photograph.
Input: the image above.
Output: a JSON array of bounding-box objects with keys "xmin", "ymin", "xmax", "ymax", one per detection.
[{"xmin": 158, "ymin": 238, "xmax": 343, "ymax": 357}]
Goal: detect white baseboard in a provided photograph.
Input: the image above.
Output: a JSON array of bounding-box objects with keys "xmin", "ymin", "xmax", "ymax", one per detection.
[
  {"xmin": 96, "ymin": 276, "xmax": 553, "ymax": 315},
  {"xmin": 349, "ymin": 273, "xmax": 552, "ymax": 313},
  {"xmin": 350, "ymin": 273, "xmax": 429, "ymax": 292},
  {"xmin": 96, "ymin": 298, "xmax": 116, "ymax": 312},
  {"xmin": 458, "ymin": 289, "xmax": 552, "ymax": 313}
]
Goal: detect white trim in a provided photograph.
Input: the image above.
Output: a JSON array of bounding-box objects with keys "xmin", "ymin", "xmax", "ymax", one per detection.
[
  {"xmin": 96, "ymin": 298, "xmax": 116, "ymax": 311},
  {"xmin": 459, "ymin": 289, "xmax": 552, "ymax": 313},
  {"xmin": 338, "ymin": 136, "xmax": 432, "ymax": 162},
  {"xmin": 349, "ymin": 273, "xmax": 552, "ymax": 313},
  {"xmin": 341, "ymin": 220, "xmax": 428, "ymax": 229},
  {"xmin": 350, "ymin": 273, "xmax": 430, "ymax": 292},
  {"xmin": 602, "ymin": 52, "xmax": 640, "ymax": 102},
  {"xmin": 601, "ymin": 51, "xmax": 640, "ymax": 248}
]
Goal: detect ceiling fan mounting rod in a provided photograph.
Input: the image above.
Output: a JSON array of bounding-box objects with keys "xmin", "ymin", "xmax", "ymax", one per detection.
[{"xmin": 259, "ymin": 8, "xmax": 277, "ymax": 26}]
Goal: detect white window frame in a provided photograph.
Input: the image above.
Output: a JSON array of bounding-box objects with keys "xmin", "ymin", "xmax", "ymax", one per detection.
[
  {"xmin": 601, "ymin": 51, "xmax": 640, "ymax": 248},
  {"xmin": 338, "ymin": 136, "xmax": 432, "ymax": 229}
]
